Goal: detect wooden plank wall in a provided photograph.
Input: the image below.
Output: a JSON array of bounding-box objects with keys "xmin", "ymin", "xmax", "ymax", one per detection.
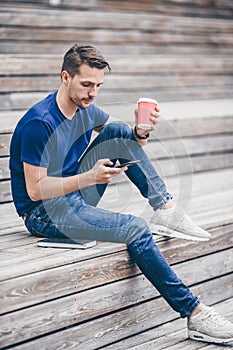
[
  {"xmin": 0, "ymin": 0, "xmax": 233, "ymax": 111},
  {"xmin": 0, "ymin": 3, "xmax": 233, "ymax": 348},
  {"xmin": 0, "ymin": 0, "xmax": 232, "ymax": 204},
  {"xmin": 1, "ymin": 111, "xmax": 233, "ymax": 204}
]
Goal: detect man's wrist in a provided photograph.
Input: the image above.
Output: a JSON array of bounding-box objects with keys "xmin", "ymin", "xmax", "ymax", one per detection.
[{"xmin": 134, "ymin": 125, "xmax": 149, "ymax": 139}]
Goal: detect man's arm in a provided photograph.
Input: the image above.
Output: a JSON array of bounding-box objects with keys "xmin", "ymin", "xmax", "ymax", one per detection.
[
  {"xmin": 24, "ymin": 160, "xmax": 126, "ymax": 202},
  {"xmin": 94, "ymin": 109, "xmax": 160, "ymax": 146}
]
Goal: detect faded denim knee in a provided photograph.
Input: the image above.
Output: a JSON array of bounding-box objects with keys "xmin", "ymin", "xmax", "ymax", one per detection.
[
  {"xmin": 122, "ymin": 216, "xmax": 150, "ymax": 245},
  {"xmin": 103, "ymin": 121, "xmax": 133, "ymax": 140}
]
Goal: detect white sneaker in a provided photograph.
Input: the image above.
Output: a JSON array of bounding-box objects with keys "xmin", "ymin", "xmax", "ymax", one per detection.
[
  {"xmin": 150, "ymin": 208, "xmax": 211, "ymax": 242},
  {"xmin": 188, "ymin": 305, "xmax": 233, "ymax": 344}
]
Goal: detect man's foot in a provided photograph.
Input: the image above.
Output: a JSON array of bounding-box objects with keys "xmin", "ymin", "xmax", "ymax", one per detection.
[
  {"xmin": 150, "ymin": 207, "xmax": 211, "ymax": 241},
  {"xmin": 188, "ymin": 305, "xmax": 233, "ymax": 344}
]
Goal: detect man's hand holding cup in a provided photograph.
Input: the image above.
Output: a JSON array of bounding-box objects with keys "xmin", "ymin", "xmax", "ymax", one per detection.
[{"xmin": 134, "ymin": 98, "xmax": 160, "ymax": 143}]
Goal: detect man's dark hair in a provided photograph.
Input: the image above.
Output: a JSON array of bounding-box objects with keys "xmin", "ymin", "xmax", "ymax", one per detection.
[{"xmin": 61, "ymin": 44, "xmax": 111, "ymax": 77}]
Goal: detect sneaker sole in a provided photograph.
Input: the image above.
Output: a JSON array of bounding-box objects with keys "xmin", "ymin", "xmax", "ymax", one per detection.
[
  {"xmin": 151, "ymin": 225, "xmax": 210, "ymax": 242},
  {"xmin": 188, "ymin": 330, "xmax": 233, "ymax": 344}
]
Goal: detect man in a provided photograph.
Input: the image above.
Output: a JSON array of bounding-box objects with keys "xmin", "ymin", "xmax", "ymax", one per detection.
[{"xmin": 10, "ymin": 43, "xmax": 233, "ymax": 344}]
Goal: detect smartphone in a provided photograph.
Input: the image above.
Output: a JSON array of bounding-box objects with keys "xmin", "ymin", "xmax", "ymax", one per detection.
[{"xmin": 115, "ymin": 160, "xmax": 141, "ymax": 168}]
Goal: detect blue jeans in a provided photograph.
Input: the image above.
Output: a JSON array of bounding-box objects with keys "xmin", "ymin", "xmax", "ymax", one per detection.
[{"xmin": 24, "ymin": 121, "xmax": 200, "ymax": 317}]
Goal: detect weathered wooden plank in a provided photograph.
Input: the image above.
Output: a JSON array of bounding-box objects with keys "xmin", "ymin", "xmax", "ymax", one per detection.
[
  {"xmin": 0, "ymin": 238, "xmax": 126, "ymax": 279},
  {"xmin": 141, "ymin": 152, "xmax": 233, "ymax": 179},
  {"xmin": 1, "ymin": 100, "xmax": 233, "ymax": 135},
  {"xmin": 0, "ymin": 157, "xmax": 9, "ymax": 180},
  {"xmin": 0, "ymin": 251, "xmax": 232, "ymax": 347},
  {"xmin": 0, "ymin": 76, "xmax": 60, "ymax": 93},
  {"xmin": 1, "ymin": 74, "xmax": 233, "ymax": 93},
  {"xmin": 0, "ymin": 110, "xmax": 27, "ymax": 133},
  {"xmin": 0, "ymin": 101, "xmax": 233, "ymax": 136},
  {"xmin": 0, "ymin": 166, "xmax": 231, "ymax": 226},
  {"xmin": 0, "ymin": 2, "xmax": 232, "ymax": 349},
  {"xmin": 0, "ymin": 152, "xmax": 232, "ymax": 201},
  {"xmin": 60, "ymin": 0, "xmax": 233, "ymax": 19},
  {"xmin": 1, "ymin": 41, "xmax": 232, "ymax": 56},
  {"xmin": 103, "ymin": 74, "xmax": 233, "ymax": 92},
  {"xmin": 1, "ymin": 85, "xmax": 233, "ymax": 112},
  {"xmin": 0, "ymin": 133, "xmax": 11, "ymax": 157},
  {"xmin": 152, "ymin": 152, "xmax": 233, "ymax": 176},
  {"xmin": 100, "ymin": 169, "xmax": 233, "ymax": 226},
  {"xmin": 1, "ymin": 134, "xmax": 232, "ymax": 180},
  {"xmin": 101, "ymin": 299, "xmax": 233, "ymax": 350},
  {"xmin": 0, "ymin": 180, "xmax": 12, "ymax": 203},
  {"xmin": 0, "ymin": 214, "xmax": 24, "ymax": 230},
  {"xmin": 0, "ymin": 201, "xmax": 18, "ymax": 217},
  {"xmin": 1, "ymin": 151, "xmax": 233, "ymax": 204},
  {"xmin": 0, "ymin": 237, "xmax": 117, "ymax": 269},
  {"xmin": 0, "ymin": 233, "xmax": 40, "ymax": 248},
  {"xmin": 0, "ymin": 228, "xmax": 27, "ymax": 239},
  {"xmin": 0, "ymin": 91, "xmax": 46, "ymax": 111},
  {"xmin": 1, "ymin": 26, "xmax": 233, "ymax": 47},
  {"xmin": 0, "ymin": 227, "xmax": 28, "ymax": 238},
  {"xmin": 2, "ymin": 0, "xmax": 233, "ymax": 17},
  {"xmin": 1, "ymin": 54, "xmax": 232, "ymax": 75},
  {"xmin": 146, "ymin": 134, "xmax": 233, "ymax": 159},
  {"xmin": 0, "ymin": 241, "xmax": 232, "ymax": 315},
  {"xmin": 1, "ymin": 5, "xmax": 233, "ymax": 31},
  {"xmin": 95, "ymin": 88, "xmax": 233, "ymax": 105},
  {"xmin": 155, "ymin": 116, "xmax": 233, "ymax": 139},
  {"xmin": 26, "ymin": 0, "xmax": 232, "ymax": 17},
  {"xmin": 5, "ymin": 275, "xmax": 233, "ymax": 350}
]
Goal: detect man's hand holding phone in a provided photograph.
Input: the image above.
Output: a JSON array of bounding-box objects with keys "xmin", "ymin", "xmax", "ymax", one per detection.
[
  {"xmin": 114, "ymin": 160, "xmax": 141, "ymax": 168},
  {"xmin": 89, "ymin": 159, "xmax": 140, "ymax": 185},
  {"xmin": 88, "ymin": 159, "xmax": 126, "ymax": 185}
]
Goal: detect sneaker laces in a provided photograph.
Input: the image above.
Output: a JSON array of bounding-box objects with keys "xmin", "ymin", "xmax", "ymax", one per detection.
[
  {"xmin": 169, "ymin": 211, "xmax": 196, "ymax": 231},
  {"xmin": 205, "ymin": 308, "xmax": 231, "ymax": 328},
  {"xmin": 178, "ymin": 213, "xmax": 195, "ymax": 227}
]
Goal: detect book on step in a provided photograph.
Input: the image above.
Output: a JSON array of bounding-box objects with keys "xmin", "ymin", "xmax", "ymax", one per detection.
[{"xmin": 37, "ymin": 237, "xmax": 97, "ymax": 249}]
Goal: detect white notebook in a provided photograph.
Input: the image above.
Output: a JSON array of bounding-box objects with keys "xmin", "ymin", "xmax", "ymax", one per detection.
[{"xmin": 37, "ymin": 237, "xmax": 97, "ymax": 249}]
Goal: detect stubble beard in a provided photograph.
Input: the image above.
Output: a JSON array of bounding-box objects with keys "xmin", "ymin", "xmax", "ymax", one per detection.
[{"xmin": 69, "ymin": 94, "xmax": 93, "ymax": 109}]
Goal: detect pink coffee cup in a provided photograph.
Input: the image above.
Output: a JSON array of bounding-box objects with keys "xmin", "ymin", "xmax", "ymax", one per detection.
[{"xmin": 137, "ymin": 98, "xmax": 158, "ymax": 130}]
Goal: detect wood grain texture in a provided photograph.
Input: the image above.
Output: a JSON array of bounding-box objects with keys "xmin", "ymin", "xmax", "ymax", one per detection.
[
  {"xmin": 0, "ymin": 1, "xmax": 233, "ymax": 348},
  {"xmin": 0, "ymin": 253, "xmax": 232, "ymax": 347},
  {"xmin": 5, "ymin": 277, "xmax": 233, "ymax": 350}
]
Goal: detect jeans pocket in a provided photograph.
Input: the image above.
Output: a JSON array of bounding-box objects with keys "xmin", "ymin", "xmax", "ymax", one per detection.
[{"xmin": 25, "ymin": 211, "xmax": 65, "ymax": 238}]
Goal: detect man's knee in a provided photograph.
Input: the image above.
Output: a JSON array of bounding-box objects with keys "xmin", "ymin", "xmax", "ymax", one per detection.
[
  {"xmin": 123, "ymin": 216, "xmax": 150, "ymax": 245},
  {"xmin": 104, "ymin": 121, "xmax": 132, "ymax": 139}
]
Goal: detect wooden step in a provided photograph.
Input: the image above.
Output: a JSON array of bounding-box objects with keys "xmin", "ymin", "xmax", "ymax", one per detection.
[
  {"xmin": 1, "ymin": 74, "xmax": 233, "ymax": 94},
  {"xmin": 0, "ymin": 226, "xmax": 232, "ymax": 348},
  {"xmin": 100, "ymin": 298, "xmax": 233, "ymax": 350},
  {"xmin": 1, "ymin": 134, "xmax": 233, "ymax": 181},
  {"xmin": 1, "ymin": 5, "xmax": 232, "ymax": 31},
  {"xmin": 2, "ymin": 85, "xmax": 233, "ymax": 111},
  {"xmin": 2, "ymin": 0, "xmax": 233, "ymax": 18},
  {"xmin": 1, "ymin": 54, "xmax": 233, "ymax": 75},
  {"xmin": 1, "ymin": 26, "xmax": 233, "ymax": 47},
  {"xmin": 1, "ymin": 271, "xmax": 232, "ymax": 348}
]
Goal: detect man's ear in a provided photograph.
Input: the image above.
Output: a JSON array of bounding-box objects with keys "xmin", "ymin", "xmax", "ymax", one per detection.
[{"xmin": 61, "ymin": 70, "xmax": 71, "ymax": 85}]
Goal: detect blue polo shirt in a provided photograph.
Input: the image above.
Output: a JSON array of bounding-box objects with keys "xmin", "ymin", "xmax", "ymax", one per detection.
[{"xmin": 9, "ymin": 91, "xmax": 109, "ymax": 216}]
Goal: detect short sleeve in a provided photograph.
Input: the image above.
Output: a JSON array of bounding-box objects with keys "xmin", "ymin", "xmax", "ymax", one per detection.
[
  {"xmin": 93, "ymin": 105, "xmax": 109, "ymax": 128},
  {"xmin": 21, "ymin": 119, "xmax": 52, "ymax": 168}
]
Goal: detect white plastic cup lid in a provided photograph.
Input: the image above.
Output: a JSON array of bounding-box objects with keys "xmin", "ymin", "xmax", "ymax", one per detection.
[{"xmin": 137, "ymin": 98, "xmax": 158, "ymax": 104}]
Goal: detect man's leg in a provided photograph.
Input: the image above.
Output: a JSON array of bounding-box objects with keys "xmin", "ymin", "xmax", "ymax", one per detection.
[
  {"xmin": 79, "ymin": 121, "xmax": 172, "ymax": 209},
  {"xmin": 24, "ymin": 192, "xmax": 199, "ymax": 318},
  {"xmin": 24, "ymin": 196, "xmax": 233, "ymax": 344},
  {"xmin": 79, "ymin": 121, "xmax": 211, "ymax": 241}
]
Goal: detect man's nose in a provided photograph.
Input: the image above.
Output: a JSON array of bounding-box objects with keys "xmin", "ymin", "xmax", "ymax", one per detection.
[{"xmin": 89, "ymin": 86, "xmax": 98, "ymax": 97}]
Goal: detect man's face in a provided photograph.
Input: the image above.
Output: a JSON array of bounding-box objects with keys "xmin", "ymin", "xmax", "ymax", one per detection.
[{"xmin": 66, "ymin": 64, "xmax": 104, "ymax": 109}]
